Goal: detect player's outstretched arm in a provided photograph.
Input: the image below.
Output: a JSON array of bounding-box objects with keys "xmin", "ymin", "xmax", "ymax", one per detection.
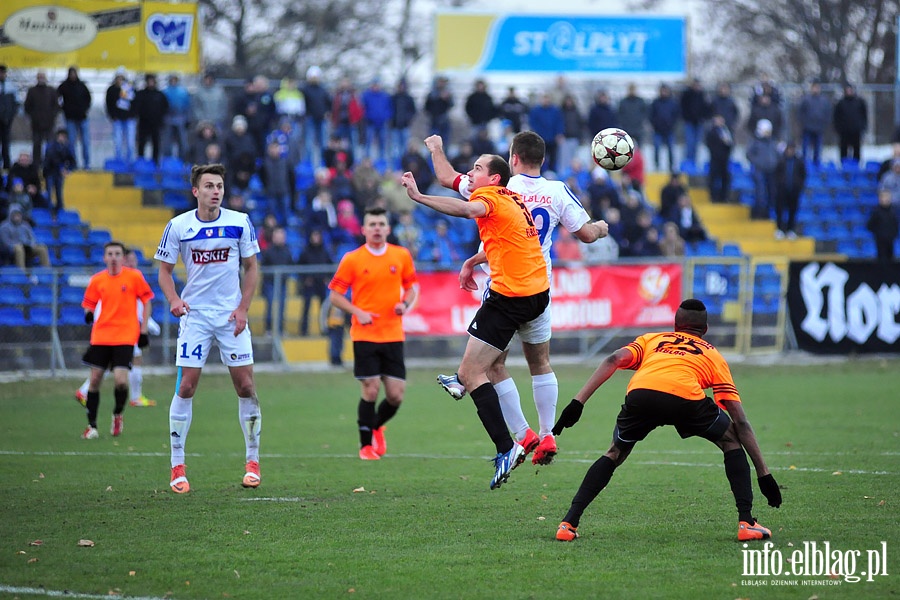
[
  {"xmin": 158, "ymin": 261, "xmax": 189, "ymax": 316},
  {"xmin": 574, "ymin": 220, "xmax": 610, "ymax": 243},
  {"xmin": 401, "ymin": 172, "xmax": 485, "ymax": 219},
  {"xmin": 721, "ymin": 400, "xmax": 782, "ymax": 508},
  {"xmin": 424, "ymin": 135, "xmax": 461, "ymax": 189},
  {"xmin": 553, "ymin": 347, "xmax": 632, "ymax": 435}
]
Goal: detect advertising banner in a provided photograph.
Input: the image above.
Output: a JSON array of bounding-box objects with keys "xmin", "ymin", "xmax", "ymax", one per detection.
[
  {"xmin": 787, "ymin": 261, "xmax": 900, "ymax": 354},
  {"xmin": 404, "ymin": 264, "xmax": 682, "ymax": 336},
  {"xmin": 435, "ymin": 12, "xmax": 686, "ymax": 76},
  {"xmin": 0, "ymin": 1, "xmax": 199, "ymax": 73}
]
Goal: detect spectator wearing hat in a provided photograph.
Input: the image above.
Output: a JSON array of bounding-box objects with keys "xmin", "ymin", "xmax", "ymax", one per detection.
[
  {"xmin": 0, "ymin": 206, "xmax": 50, "ymax": 270},
  {"xmin": 362, "ymin": 78, "xmax": 392, "ymax": 162},
  {"xmin": 746, "ymin": 119, "xmax": 779, "ymax": 219},
  {"xmin": 303, "ymin": 66, "xmax": 331, "ymax": 166},
  {"xmin": 746, "ymin": 93, "xmax": 782, "ymax": 141},
  {"xmin": 23, "ymin": 71, "xmax": 59, "ymax": 168},
  {"xmin": 106, "ymin": 67, "xmax": 137, "ymax": 163},
  {"xmin": 0, "ymin": 65, "xmax": 18, "ymax": 170},
  {"xmin": 223, "ymin": 115, "xmax": 258, "ymax": 190},
  {"xmin": 7, "ymin": 177, "xmax": 34, "ymax": 224},
  {"xmin": 191, "ymin": 72, "xmax": 229, "ymax": 134},
  {"xmin": 833, "ymin": 83, "xmax": 867, "ymax": 164},
  {"xmin": 56, "ymin": 66, "xmax": 92, "ymax": 169},
  {"xmin": 162, "ymin": 74, "xmax": 191, "ymax": 160},
  {"xmin": 8, "ymin": 152, "xmax": 43, "ymax": 210}
]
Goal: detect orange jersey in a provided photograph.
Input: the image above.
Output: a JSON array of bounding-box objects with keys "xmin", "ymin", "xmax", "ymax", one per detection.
[
  {"xmin": 82, "ymin": 267, "xmax": 154, "ymax": 346},
  {"xmin": 328, "ymin": 243, "xmax": 418, "ymax": 343},
  {"xmin": 622, "ymin": 331, "xmax": 740, "ymax": 406},
  {"xmin": 470, "ymin": 185, "xmax": 549, "ymax": 297}
]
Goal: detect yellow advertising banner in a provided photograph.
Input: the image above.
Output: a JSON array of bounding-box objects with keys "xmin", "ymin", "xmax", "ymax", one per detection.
[{"xmin": 0, "ymin": 1, "xmax": 200, "ymax": 73}]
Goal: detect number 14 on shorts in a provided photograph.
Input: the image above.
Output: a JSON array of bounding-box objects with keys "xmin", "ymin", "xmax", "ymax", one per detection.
[{"xmin": 180, "ymin": 343, "xmax": 203, "ymax": 360}]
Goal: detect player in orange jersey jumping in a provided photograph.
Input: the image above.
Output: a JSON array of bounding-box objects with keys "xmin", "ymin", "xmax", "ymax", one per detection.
[
  {"xmin": 401, "ymin": 154, "xmax": 550, "ymax": 490},
  {"xmin": 328, "ymin": 206, "xmax": 419, "ymax": 461},
  {"xmin": 80, "ymin": 241, "xmax": 154, "ymax": 439},
  {"xmin": 551, "ymin": 299, "xmax": 781, "ymax": 542}
]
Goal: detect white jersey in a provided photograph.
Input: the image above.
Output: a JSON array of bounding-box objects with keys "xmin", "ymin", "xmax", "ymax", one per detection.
[
  {"xmin": 154, "ymin": 208, "xmax": 259, "ymax": 310},
  {"xmin": 454, "ymin": 172, "xmax": 591, "ymax": 277}
]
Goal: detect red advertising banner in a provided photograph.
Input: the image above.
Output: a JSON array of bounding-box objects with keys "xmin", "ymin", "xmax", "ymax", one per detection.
[{"xmin": 403, "ymin": 264, "xmax": 682, "ymax": 336}]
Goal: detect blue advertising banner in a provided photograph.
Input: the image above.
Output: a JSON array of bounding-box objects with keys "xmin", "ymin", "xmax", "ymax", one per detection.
[{"xmin": 435, "ymin": 13, "xmax": 686, "ymax": 77}]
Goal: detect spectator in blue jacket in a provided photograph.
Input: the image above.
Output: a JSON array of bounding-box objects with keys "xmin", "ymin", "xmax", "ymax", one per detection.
[
  {"xmin": 302, "ymin": 66, "xmax": 331, "ymax": 166},
  {"xmin": 649, "ymin": 83, "xmax": 680, "ymax": 173},
  {"xmin": 796, "ymin": 82, "xmax": 831, "ymax": 166},
  {"xmin": 362, "ymin": 78, "xmax": 393, "ymax": 162},
  {"xmin": 389, "ymin": 79, "xmax": 416, "ymax": 167},
  {"xmin": 746, "ymin": 119, "xmax": 780, "ymax": 220},
  {"xmin": 528, "ymin": 93, "xmax": 565, "ymax": 172},
  {"xmin": 162, "ymin": 74, "xmax": 191, "ymax": 160}
]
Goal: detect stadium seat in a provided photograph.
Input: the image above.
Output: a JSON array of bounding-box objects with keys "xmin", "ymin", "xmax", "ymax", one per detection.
[
  {"xmin": 721, "ymin": 243, "xmax": 742, "ymax": 257},
  {"xmin": 28, "ymin": 286, "xmax": 53, "ymax": 304},
  {"xmin": 58, "ymin": 229, "xmax": 87, "ymax": 246},
  {"xmin": 0, "ymin": 285, "xmax": 28, "ymax": 305},
  {"xmin": 59, "ymin": 247, "xmax": 90, "ymax": 266},
  {"xmin": 133, "ymin": 158, "xmax": 158, "ymax": 175},
  {"xmin": 87, "ymin": 230, "xmax": 113, "ymax": 245},
  {"xmin": 56, "ymin": 210, "xmax": 82, "ymax": 226},
  {"xmin": 88, "ymin": 246, "xmax": 106, "ymax": 264},
  {"xmin": 33, "ymin": 226, "xmax": 56, "ymax": 245},
  {"xmin": 59, "ymin": 286, "xmax": 85, "ymax": 305},
  {"xmin": 0, "ymin": 267, "xmax": 31, "ymax": 285},
  {"xmin": 31, "ymin": 208, "xmax": 53, "ymax": 226},
  {"xmin": 134, "ymin": 173, "xmax": 161, "ymax": 190},
  {"xmin": 103, "ymin": 158, "xmax": 131, "ymax": 173},
  {"xmin": 59, "ymin": 305, "xmax": 86, "ymax": 325},
  {"xmin": 0, "ymin": 306, "xmax": 25, "ymax": 326},
  {"xmin": 28, "ymin": 306, "xmax": 54, "ymax": 326}
]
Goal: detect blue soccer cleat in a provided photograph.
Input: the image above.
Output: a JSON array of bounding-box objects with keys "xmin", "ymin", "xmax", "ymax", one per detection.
[
  {"xmin": 490, "ymin": 443, "xmax": 525, "ymax": 490},
  {"xmin": 437, "ymin": 373, "xmax": 466, "ymax": 400}
]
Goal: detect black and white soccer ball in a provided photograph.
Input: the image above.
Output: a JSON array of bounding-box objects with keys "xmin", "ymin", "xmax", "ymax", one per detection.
[{"xmin": 591, "ymin": 127, "xmax": 636, "ymax": 171}]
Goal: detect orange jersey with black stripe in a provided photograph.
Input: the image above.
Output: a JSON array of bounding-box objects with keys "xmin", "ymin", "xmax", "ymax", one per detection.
[
  {"xmin": 469, "ymin": 185, "xmax": 549, "ymax": 298},
  {"xmin": 82, "ymin": 267, "xmax": 154, "ymax": 346},
  {"xmin": 328, "ymin": 243, "xmax": 418, "ymax": 343},
  {"xmin": 621, "ymin": 331, "xmax": 740, "ymax": 406}
]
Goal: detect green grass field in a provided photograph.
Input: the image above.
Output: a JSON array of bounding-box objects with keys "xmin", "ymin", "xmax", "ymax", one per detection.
[{"xmin": 1, "ymin": 359, "xmax": 898, "ymax": 599}]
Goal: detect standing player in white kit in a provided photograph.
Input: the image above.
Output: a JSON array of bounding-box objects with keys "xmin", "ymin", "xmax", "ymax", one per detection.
[
  {"xmin": 155, "ymin": 163, "xmax": 263, "ymax": 493},
  {"xmin": 425, "ymin": 132, "xmax": 609, "ymax": 465}
]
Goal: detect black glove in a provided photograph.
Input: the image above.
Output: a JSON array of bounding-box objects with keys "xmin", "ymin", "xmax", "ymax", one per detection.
[
  {"xmin": 84, "ymin": 311, "xmax": 94, "ymax": 324},
  {"xmin": 552, "ymin": 399, "xmax": 584, "ymax": 436},
  {"xmin": 758, "ymin": 474, "xmax": 782, "ymax": 508},
  {"xmin": 137, "ymin": 333, "xmax": 150, "ymax": 348}
]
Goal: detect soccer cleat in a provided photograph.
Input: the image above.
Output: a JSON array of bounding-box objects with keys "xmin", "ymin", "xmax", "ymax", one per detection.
[
  {"xmin": 75, "ymin": 389, "xmax": 86, "ymax": 407},
  {"xmin": 490, "ymin": 443, "xmax": 525, "ymax": 490},
  {"xmin": 437, "ymin": 373, "xmax": 466, "ymax": 400},
  {"xmin": 532, "ymin": 434, "xmax": 558, "ymax": 465},
  {"xmin": 372, "ymin": 426, "xmax": 387, "ymax": 456},
  {"xmin": 738, "ymin": 520, "xmax": 771, "ymax": 541},
  {"xmin": 129, "ymin": 396, "xmax": 157, "ymax": 407},
  {"xmin": 242, "ymin": 460, "xmax": 261, "ymax": 488},
  {"xmin": 556, "ymin": 522, "xmax": 579, "ymax": 541},
  {"xmin": 519, "ymin": 428, "xmax": 540, "ymax": 456},
  {"xmin": 111, "ymin": 414, "xmax": 124, "ymax": 437},
  {"xmin": 170, "ymin": 464, "xmax": 190, "ymax": 494},
  {"xmin": 359, "ymin": 445, "xmax": 381, "ymax": 460},
  {"xmin": 81, "ymin": 426, "xmax": 99, "ymax": 440}
]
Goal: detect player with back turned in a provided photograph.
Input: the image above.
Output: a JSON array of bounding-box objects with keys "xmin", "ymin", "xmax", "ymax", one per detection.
[
  {"xmin": 155, "ymin": 163, "xmax": 263, "ymax": 493},
  {"xmin": 551, "ymin": 299, "xmax": 782, "ymax": 542}
]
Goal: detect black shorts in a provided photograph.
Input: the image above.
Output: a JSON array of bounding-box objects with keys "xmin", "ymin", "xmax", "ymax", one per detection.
[
  {"xmin": 82, "ymin": 344, "xmax": 134, "ymax": 371},
  {"xmin": 353, "ymin": 341, "xmax": 406, "ymax": 380},
  {"xmin": 612, "ymin": 388, "xmax": 731, "ymax": 449},
  {"xmin": 467, "ymin": 288, "xmax": 550, "ymax": 350}
]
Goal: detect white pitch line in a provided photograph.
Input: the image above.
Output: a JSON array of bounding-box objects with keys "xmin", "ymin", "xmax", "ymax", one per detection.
[
  {"xmin": 0, "ymin": 584, "xmax": 170, "ymax": 600},
  {"xmin": 1, "ymin": 449, "xmax": 896, "ymax": 476}
]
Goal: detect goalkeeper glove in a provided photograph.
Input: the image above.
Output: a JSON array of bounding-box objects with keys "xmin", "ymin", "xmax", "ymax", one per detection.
[
  {"xmin": 137, "ymin": 333, "xmax": 149, "ymax": 348},
  {"xmin": 758, "ymin": 474, "xmax": 782, "ymax": 508},
  {"xmin": 552, "ymin": 399, "xmax": 584, "ymax": 436},
  {"xmin": 84, "ymin": 311, "xmax": 94, "ymax": 325}
]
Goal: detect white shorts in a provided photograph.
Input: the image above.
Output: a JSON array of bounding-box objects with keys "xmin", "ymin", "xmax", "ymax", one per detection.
[
  {"xmin": 175, "ymin": 308, "xmax": 254, "ymax": 368},
  {"xmin": 516, "ymin": 298, "xmax": 552, "ymax": 345}
]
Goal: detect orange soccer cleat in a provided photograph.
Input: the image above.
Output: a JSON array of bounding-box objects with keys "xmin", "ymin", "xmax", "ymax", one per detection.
[
  {"xmin": 242, "ymin": 460, "xmax": 261, "ymax": 488},
  {"xmin": 170, "ymin": 464, "xmax": 190, "ymax": 494},
  {"xmin": 738, "ymin": 520, "xmax": 772, "ymax": 541}
]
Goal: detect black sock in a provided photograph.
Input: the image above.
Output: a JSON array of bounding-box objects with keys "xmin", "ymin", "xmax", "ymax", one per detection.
[
  {"xmin": 563, "ymin": 456, "xmax": 617, "ymax": 528},
  {"xmin": 357, "ymin": 399, "xmax": 375, "ymax": 448},
  {"xmin": 375, "ymin": 399, "xmax": 399, "ymax": 428},
  {"xmin": 86, "ymin": 391, "xmax": 100, "ymax": 428},
  {"xmin": 113, "ymin": 386, "xmax": 128, "ymax": 415},
  {"xmin": 470, "ymin": 383, "xmax": 513, "ymax": 454},
  {"xmin": 723, "ymin": 448, "xmax": 754, "ymax": 523}
]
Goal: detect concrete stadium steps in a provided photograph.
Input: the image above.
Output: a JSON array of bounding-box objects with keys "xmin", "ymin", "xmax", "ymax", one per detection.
[
  {"xmin": 281, "ymin": 337, "xmax": 350, "ymax": 363},
  {"xmin": 64, "ymin": 171, "xmax": 173, "ymax": 257},
  {"xmin": 246, "ymin": 293, "xmax": 317, "ymax": 336}
]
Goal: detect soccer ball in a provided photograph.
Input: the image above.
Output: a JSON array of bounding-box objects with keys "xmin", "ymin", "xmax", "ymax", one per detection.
[{"xmin": 591, "ymin": 128, "xmax": 635, "ymax": 171}]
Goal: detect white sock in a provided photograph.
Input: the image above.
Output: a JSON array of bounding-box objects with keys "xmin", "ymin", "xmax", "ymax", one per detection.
[
  {"xmin": 78, "ymin": 378, "xmax": 89, "ymax": 396},
  {"xmin": 532, "ymin": 372, "xmax": 559, "ymax": 438},
  {"xmin": 129, "ymin": 366, "xmax": 143, "ymax": 401},
  {"xmin": 494, "ymin": 377, "xmax": 529, "ymax": 441},
  {"xmin": 169, "ymin": 394, "xmax": 193, "ymax": 467},
  {"xmin": 239, "ymin": 396, "xmax": 262, "ymax": 463}
]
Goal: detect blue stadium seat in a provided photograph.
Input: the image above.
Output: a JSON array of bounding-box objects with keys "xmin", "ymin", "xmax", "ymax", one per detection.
[
  {"xmin": 160, "ymin": 156, "xmax": 188, "ymax": 175},
  {"xmin": 0, "ymin": 307, "xmax": 25, "ymax": 325},
  {"xmin": 56, "ymin": 210, "xmax": 82, "ymax": 226},
  {"xmin": 721, "ymin": 243, "xmax": 742, "ymax": 257},
  {"xmin": 133, "ymin": 158, "xmax": 158, "ymax": 175},
  {"xmin": 89, "ymin": 246, "xmax": 106, "ymax": 264},
  {"xmin": 59, "ymin": 247, "xmax": 90, "ymax": 266},
  {"xmin": 87, "ymin": 230, "xmax": 113, "ymax": 245},
  {"xmin": 0, "ymin": 285, "xmax": 28, "ymax": 305},
  {"xmin": 28, "ymin": 306, "xmax": 54, "ymax": 326},
  {"xmin": 58, "ymin": 229, "xmax": 86, "ymax": 245},
  {"xmin": 31, "ymin": 208, "xmax": 53, "ymax": 226},
  {"xmin": 104, "ymin": 158, "xmax": 131, "ymax": 173},
  {"xmin": 134, "ymin": 173, "xmax": 161, "ymax": 190},
  {"xmin": 28, "ymin": 286, "xmax": 53, "ymax": 304},
  {"xmin": 59, "ymin": 305, "xmax": 86, "ymax": 325},
  {"xmin": 59, "ymin": 286, "xmax": 85, "ymax": 305},
  {"xmin": 33, "ymin": 226, "xmax": 56, "ymax": 245},
  {"xmin": 0, "ymin": 267, "xmax": 30, "ymax": 285}
]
